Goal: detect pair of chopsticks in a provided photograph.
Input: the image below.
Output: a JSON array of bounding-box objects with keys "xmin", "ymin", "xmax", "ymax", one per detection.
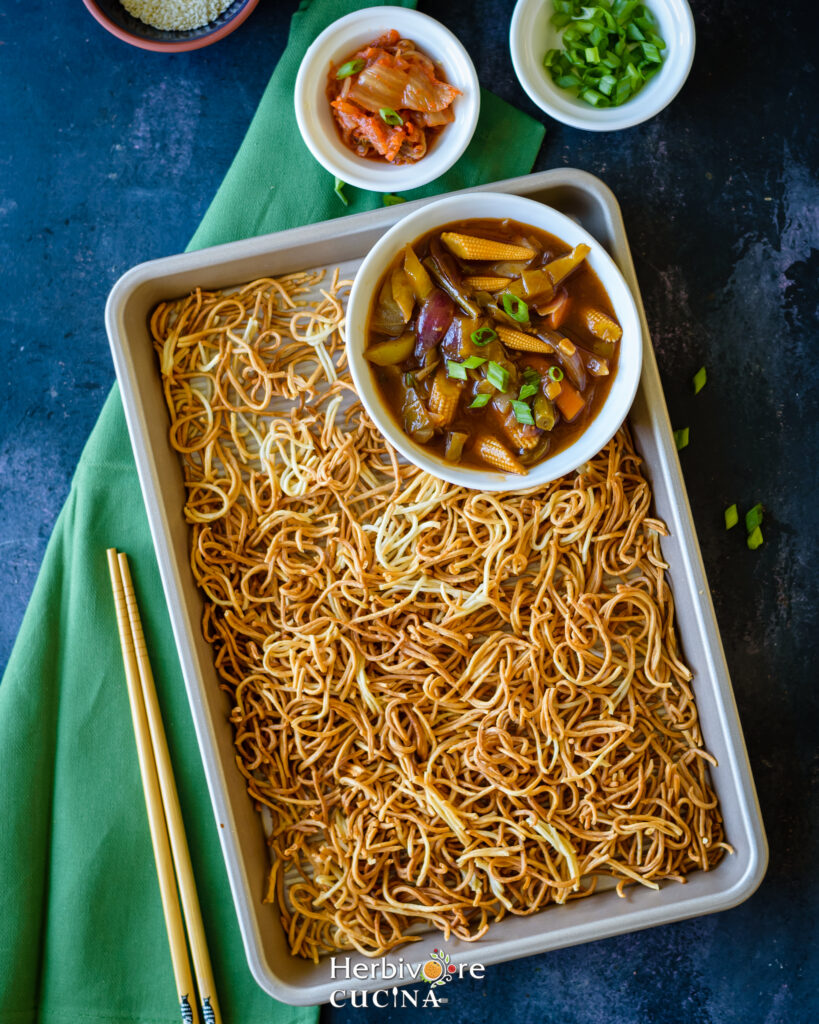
[{"xmin": 107, "ymin": 549, "xmax": 221, "ymax": 1024}]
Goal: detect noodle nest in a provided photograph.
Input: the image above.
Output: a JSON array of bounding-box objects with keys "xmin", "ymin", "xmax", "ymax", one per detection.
[{"xmin": 150, "ymin": 268, "xmax": 729, "ymax": 961}]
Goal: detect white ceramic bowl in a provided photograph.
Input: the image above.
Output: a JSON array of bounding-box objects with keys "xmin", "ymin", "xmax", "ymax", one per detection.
[
  {"xmin": 347, "ymin": 192, "xmax": 643, "ymax": 491},
  {"xmin": 509, "ymin": 0, "xmax": 695, "ymax": 131},
  {"xmin": 294, "ymin": 6, "xmax": 480, "ymax": 192}
]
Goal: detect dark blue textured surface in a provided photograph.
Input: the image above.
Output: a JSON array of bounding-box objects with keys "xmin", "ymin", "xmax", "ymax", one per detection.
[{"xmin": 1, "ymin": 2, "xmax": 817, "ymax": 1022}]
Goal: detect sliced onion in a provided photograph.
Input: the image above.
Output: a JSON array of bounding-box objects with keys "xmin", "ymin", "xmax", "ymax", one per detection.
[{"xmin": 415, "ymin": 288, "xmax": 454, "ymax": 357}]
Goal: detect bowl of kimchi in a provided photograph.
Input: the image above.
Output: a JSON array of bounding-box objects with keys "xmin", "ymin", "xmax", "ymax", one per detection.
[{"xmin": 294, "ymin": 6, "xmax": 480, "ymax": 192}]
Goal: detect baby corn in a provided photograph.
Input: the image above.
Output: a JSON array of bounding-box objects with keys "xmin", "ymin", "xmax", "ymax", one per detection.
[
  {"xmin": 428, "ymin": 367, "xmax": 463, "ymax": 427},
  {"xmin": 585, "ymin": 308, "xmax": 623, "ymax": 342},
  {"xmin": 500, "ymin": 415, "xmax": 541, "ymax": 451},
  {"xmin": 496, "ymin": 325, "xmax": 552, "ymax": 354},
  {"xmin": 441, "ymin": 233, "xmax": 535, "ymax": 262},
  {"xmin": 463, "ymin": 275, "xmax": 512, "ymax": 292},
  {"xmin": 473, "ymin": 435, "xmax": 526, "ymax": 475}
]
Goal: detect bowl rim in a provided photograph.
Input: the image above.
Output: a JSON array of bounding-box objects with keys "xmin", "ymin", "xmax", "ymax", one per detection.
[
  {"xmin": 346, "ymin": 191, "xmax": 644, "ymax": 492},
  {"xmin": 509, "ymin": 0, "xmax": 695, "ymax": 131},
  {"xmin": 293, "ymin": 5, "xmax": 480, "ymax": 191},
  {"xmin": 81, "ymin": 0, "xmax": 259, "ymax": 52}
]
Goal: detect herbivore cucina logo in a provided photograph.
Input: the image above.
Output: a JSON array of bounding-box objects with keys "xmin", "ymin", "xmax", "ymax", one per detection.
[{"xmin": 329, "ymin": 948, "xmax": 485, "ymax": 1008}]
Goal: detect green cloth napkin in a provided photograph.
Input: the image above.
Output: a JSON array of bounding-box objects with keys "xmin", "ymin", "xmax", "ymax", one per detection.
[{"xmin": 0, "ymin": 2, "xmax": 544, "ymax": 1021}]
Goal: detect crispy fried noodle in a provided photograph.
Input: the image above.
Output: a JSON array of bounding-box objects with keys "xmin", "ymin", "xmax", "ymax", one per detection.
[{"xmin": 150, "ymin": 268, "xmax": 730, "ymax": 961}]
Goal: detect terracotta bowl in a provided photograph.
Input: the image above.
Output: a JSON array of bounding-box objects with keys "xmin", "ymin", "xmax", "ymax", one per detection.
[{"xmin": 82, "ymin": 0, "xmax": 259, "ymax": 52}]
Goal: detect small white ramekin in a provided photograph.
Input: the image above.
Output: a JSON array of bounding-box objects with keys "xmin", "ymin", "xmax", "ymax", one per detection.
[
  {"xmin": 509, "ymin": 0, "xmax": 695, "ymax": 131},
  {"xmin": 294, "ymin": 6, "xmax": 480, "ymax": 192},
  {"xmin": 346, "ymin": 192, "xmax": 643, "ymax": 491}
]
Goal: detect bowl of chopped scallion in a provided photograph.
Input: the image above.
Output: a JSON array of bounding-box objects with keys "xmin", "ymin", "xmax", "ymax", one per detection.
[{"xmin": 510, "ymin": 0, "xmax": 695, "ymax": 130}]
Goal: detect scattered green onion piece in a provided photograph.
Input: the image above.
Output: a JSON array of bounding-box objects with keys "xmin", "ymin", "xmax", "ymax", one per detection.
[
  {"xmin": 511, "ymin": 401, "xmax": 536, "ymax": 426},
  {"xmin": 446, "ymin": 360, "xmax": 468, "ymax": 381},
  {"xmin": 382, "ymin": 193, "xmax": 406, "ymax": 206},
  {"xmin": 462, "ymin": 355, "xmax": 487, "ymax": 369},
  {"xmin": 500, "ymin": 292, "xmax": 530, "ymax": 323},
  {"xmin": 403, "ymin": 372, "xmax": 417, "ymax": 388},
  {"xmin": 471, "ymin": 326, "xmax": 498, "ymax": 347},
  {"xmin": 745, "ymin": 503, "xmax": 764, "ymax": 533},
  {"xmin": 692, "ymin": 366, "xmax": 707, "ymax": 394},
  {"xmin": 333, "ymin": 177, "xmax": 349, "ymax": 207},
  {"xmin": 747, "ymin": 525, "xmax": 764, "ymax": 550},
  {"xmin": 379, "ymin": 107, "xmax": 404, "ymax": 126},
  {"xmin": 724, "ymin": 504, "xmax": 738, "ymax": 530},
  {"xmin": 548, "ymin": 365, "xmax": 564, "ymax": 382},
  {"xmin": 486, "ymin": 361, "xmax": 510, "ymax": 392},
  {"xmin": 674, "ymin": 427, "xmax": 689, "ymax": 451},
  {"xmin": 523, "ymin": 367, "xmax": 541, "ymax": 386},
  {"xmin": 469, "ymin": 393, "xmax": 491, "ymax": 409},
  {"xmin": 518, "ymin": 382, "xmax": 539, "ymax": 402},
  {"xmin": 336, "ymin": 59, "xmax": 365, "ymax": 79}
]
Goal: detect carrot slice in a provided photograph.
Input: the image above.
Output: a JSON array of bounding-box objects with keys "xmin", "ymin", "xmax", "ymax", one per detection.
[
  {"xmin": 555, "ymin": 380, "xmax": 586, "ymax": 422},
  {"xmin": 548, "ymin": 293, "xmax": 571, "ymax": 329}
]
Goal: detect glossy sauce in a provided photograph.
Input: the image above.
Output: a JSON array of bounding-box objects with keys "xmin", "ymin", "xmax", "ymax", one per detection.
[{"xmin": 366, "ymin": 218, "xmax": 621, "ymax": 474}]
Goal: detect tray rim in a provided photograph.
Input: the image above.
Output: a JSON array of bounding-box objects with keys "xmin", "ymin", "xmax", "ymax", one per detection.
[{"xmin": 105, "ymin": 168, "xmax": 768, "ymax": 1006}]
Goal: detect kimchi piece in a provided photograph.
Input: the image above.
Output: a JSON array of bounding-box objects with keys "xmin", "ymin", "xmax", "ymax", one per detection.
[{"xmin": 327, "ymin": 30, "xmax": 460, "ymax": 164}]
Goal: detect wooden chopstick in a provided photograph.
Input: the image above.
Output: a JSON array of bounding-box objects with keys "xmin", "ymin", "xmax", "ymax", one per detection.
[
  {"xmin": 107, "ymin": 549, "xmax": 200, "ymax": 1024},
  {"xmin": 116, "ymin": 551, "xmax": 222, "ymax": 1024},
  {"xmin": 108, "ymin": 549, "xmax": 222, "ymax": 1024}
]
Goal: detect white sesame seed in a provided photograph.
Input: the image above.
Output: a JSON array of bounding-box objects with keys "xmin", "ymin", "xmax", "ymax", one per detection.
[{"xmin": 121, "ymin": 0, "xmax": 234, "ymax": 32}]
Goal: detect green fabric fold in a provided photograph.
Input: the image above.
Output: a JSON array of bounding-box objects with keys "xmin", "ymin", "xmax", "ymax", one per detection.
[{"xmin": 0, "ymin": 1, "xmax": 544, "ymax": 1021}]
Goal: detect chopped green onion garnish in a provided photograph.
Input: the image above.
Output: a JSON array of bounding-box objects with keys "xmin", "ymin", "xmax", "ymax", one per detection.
[
  {"xmin": 486, "ymin": 361, "xmax": 510, "ymax": 392},
  {"xmin": 333, "ymin": 177, "xmax": 349, "ymax": 206},
  {"xmin": 462, "ymin": 355, "xmax": 487, "ymax": 369},
  {"xmin": 548, "ymin": 365, "xmax": 564, "ymax": 382},
  {"xmin": 599, "ymin": 73, "xmax": 617, "ymax": 96},
  {"xmin": 641, "ymin": 41, "xmax": 662, "ymax": 62},
  {"xmin": 336, "ymin": 59, "xmax": 365, "ymax": 79},
  {"xmin": 446, "ymin": 359, "xmax": 468, "ymax": 380},
  {"xmin": 469, "ymin": 393, "xmax": 491, "ymax": 409},
  {"xmin": 693, "ymin": 366, "xmax": 707, "ymax": 394},
  {"xmin": 724, "ymin": 504, "xmax": 738, "ymax": 530},
  {"xmin": 379, "ymin": 107, "xmax": 404, "ymax": 126},
  {"xmin": 511, "ymin": 400, "xmax": 536, "ymax": 426},
  {"xmin": 518, "ymin": 382, "xmax": 539, "ymax": 402},
  {"xmin": 747, "ymin": 525, "xmax": 764, "ymax": 550},
  {"xmin": 523, "ymin": 367, "xmax": 541, "ymax": 386},
  {"xmin": 500, "ymin": 292, "xmax": 530, "ymax": 323},
  {"xmin": 543, "ymin": 0, "xmax": 666, "ymax": 108},
  {"xmin": 674, "ymin": 427, "xmax": 689, "ymax": 451},
  {"xmin": 403, "ymin": 372, "xmax": 416, "ymax": 388},
  {"xmin": 382, "ymin": 193, "xmax": 406, "ymax": 206},
  {"xmin": 580, "ymin": 87, "xmax": 606, "ymax": 106},
  {"xmin": 471, "ymin": 326, "xmax": 498, "ymax": 346},
  {"xmin": 745, "ymin": 503, "xmax": 764, "ymax": 533}
]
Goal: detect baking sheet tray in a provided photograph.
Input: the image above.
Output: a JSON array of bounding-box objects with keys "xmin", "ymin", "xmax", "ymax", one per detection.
[{"xmin": 105, "ymin": 169, "xmax": 768, "ymax": 1006}]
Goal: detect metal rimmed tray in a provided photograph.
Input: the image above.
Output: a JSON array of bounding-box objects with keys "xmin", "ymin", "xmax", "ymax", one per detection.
[{"xmin": 105, "ymin": 169, "xmax": 767, "ymax": 1007}]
